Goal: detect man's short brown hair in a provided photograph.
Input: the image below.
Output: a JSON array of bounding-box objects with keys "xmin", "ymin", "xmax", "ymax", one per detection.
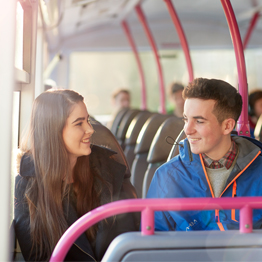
[{"xmin": 183, "ymin": 78, "xmax": 242, "ymax": 123}]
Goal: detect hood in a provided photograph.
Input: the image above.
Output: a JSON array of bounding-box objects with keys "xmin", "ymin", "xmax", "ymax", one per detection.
[{"xmin": 177, "ymin": 135, "xmax": 262, "ymax": 165}]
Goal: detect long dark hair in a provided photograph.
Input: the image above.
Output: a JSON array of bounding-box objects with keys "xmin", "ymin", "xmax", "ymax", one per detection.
[{"xmin": 19, "ymin": 89, "xmax": 105, "ymax": 260}]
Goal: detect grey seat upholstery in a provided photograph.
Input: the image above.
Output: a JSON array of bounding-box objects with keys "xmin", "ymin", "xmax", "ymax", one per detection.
[
  {"xmin": 91, "ymin": 118, "xmax": 130, "ymax": 174},
  {"xmin": 142, "ymin": 116, "xmax": 184, "ymax": 198},
  {"xmin": 124, "ymin": 111, "xmax": 155, "ymax": 169},
  {"xmin": 116, "ymin": 109, "xmax": 141, "ymax": 150},
  {"xmin": 102, "ymin": 231, "xmax": 262, "ymax": 262},
  {"xmin": 167, "ymin": 129, "xmax": 186, "ymax": 161},
  {"xmin": 130, "ymin": 114, "xmax": 171, "ymax": 198},
  {"xmin": 254, "ymin": 114, "xmax": 262, "ymax": 141},
  {"xmin": 110, "ymin": 108, "xmax": 130, "ymax": 136}
]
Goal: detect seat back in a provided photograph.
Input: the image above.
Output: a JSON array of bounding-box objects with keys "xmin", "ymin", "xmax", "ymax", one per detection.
[
  {"xmin": 110, "ymin": 108, "xmax": 130, "ymax": 136},
  {"xmin": 91, "ymin": 118, "xmax": 130, "ymax": 174},
  {"xmin": 116, "ymin": 109, "xmax": 140, "ymax": 149},
  {"xmin": 167, "ymin": 129, "xmax": 186, "ymax": 161},
  {"xmin": 142, "ymin": 116, "xmax": 184, "ymax": 198},
  {"xmin": 124, "ymin": 111, "xmax": 155, "ymax": 169},
  {"xmin": 254, "ymin": 114, "xmax": 262, "ymax": 141},
  {"xmin": 102, "ymin": 230, "xmax": 262, "ymax": 262},
  {"xmin": 130, "ymin": 114, "xmax": 171, "ymax": 198}
]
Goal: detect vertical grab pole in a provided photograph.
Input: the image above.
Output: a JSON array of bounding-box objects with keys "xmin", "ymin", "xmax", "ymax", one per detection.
[
  {"xmin": 163, "ymin": 0, "xmax": 194, "ymax": 82},
  {"xmin": 220, "ymin": 0, "xmax": 250, "ymax": 136},
  {"xmin": 122, "ymin": 21, "xmax": 147, "ymax": 110},
  {"xmin": 135, "ymin": 5, "xmax": 166, "ymax": 114},
  {"xmin": 141, "ymin": 207, "xmax": 155, "ymax": 235},
  {"xmin": 243, "ymin": 12, "xmax": 260, "ymax": 50},
  {"xmin": 239, "ymin": 206, "xmax": 253, "ymax": 233}
]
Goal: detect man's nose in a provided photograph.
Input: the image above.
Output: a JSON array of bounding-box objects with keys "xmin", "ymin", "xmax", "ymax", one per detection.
[{"xmin": 184, "ymin": 121, "xmax": 194, "ymax": 135}]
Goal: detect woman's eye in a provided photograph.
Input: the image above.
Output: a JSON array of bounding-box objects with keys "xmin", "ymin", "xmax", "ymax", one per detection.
[{"xmin": 76, "ymin": 122, "xmax": 83, "ymax": 126}]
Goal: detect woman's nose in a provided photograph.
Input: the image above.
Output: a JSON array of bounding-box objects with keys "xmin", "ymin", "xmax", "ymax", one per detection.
[{"xmin": 85, "ymin": 123, "xmax": 94, "ymax": 135}]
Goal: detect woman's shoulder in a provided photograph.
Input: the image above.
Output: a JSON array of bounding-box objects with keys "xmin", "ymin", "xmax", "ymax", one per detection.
[
  {"xmin": 90, "ymin": 144, "xmax": 117, "ymax": 157},
  {"xmin": 18, "ymin": 152, "xmax": 35, "ymax": 178},
  {"xmin": 90, "ymin": 145, "xmax": 126, "ymax": 169}
]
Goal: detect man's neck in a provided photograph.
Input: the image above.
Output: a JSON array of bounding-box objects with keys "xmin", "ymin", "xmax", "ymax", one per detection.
[{"xmin": 204, "ymin": 136, "xmax": 232, "ymax": 161}]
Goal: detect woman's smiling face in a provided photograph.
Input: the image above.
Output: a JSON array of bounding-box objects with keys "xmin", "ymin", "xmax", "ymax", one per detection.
[{"xmin": 62, "ymin": 101, "xmax": 94, "ymax": 164}]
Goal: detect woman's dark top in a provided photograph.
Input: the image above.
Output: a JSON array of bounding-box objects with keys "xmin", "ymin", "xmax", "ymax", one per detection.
[{"xmin": 14, "ymin": 145, "xmax": 140, "ymax": 262}]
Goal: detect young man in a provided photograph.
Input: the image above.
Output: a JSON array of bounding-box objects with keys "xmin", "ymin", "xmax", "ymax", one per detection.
[{"xmin": 147, "ymin": 78, "xmax": 262, "ymax": 231}]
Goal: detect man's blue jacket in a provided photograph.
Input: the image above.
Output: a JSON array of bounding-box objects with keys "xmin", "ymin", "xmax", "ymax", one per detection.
[{"xmin": 147, "ymin": 135, "xmax": 262, "ymax": 231}]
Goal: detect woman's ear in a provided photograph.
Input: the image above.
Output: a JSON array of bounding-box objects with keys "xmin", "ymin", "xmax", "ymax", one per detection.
[{"xmin": 222, "ymin": 118, "xmax": 235, "ymax": 135}]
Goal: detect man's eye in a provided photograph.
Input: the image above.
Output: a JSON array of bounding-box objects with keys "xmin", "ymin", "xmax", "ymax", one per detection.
[
  {"xmin": 182, "ymin": 117, "xmax": 187, "ymax": 122},
  {"xmin": 197, "ymin": 120, "xmax": 204, "ymax": 124}
]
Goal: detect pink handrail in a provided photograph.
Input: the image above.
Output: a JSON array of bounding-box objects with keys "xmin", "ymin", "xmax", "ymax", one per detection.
[
  {"xmin": 50, "ymin": 197, "xmax": 262, "ymax": 261},
  {"xmin": 220, "ymin": 0, "xmax": 250, "ymax": 136},
  {"xmin": 164, "ymin": 0, "xmax": 194, "ymax": 82},
  {"xmin": 135, "ymin": 5, "xmax": 166, "ymax": 114},
  {"xmin": 122, "ymin": 20, "xmax": 147, "ymax": 110},
  {"xmin": 243, "ymin": 12, "xmax": 260, "ymax": 50}
]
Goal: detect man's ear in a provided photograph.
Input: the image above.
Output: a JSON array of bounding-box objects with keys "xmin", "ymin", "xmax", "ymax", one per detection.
[{"xmin": 222, "ymin": 118, "xmax": 235, "ymax": 135}]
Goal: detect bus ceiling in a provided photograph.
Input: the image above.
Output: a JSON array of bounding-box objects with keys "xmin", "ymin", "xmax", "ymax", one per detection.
[
  {"xmin": 39, "ymin": 0, "xmax": 262, "ymax": 52},
  {"xmin": 38, "ymin": 0, "xmax": 262, "ymax": 135}
]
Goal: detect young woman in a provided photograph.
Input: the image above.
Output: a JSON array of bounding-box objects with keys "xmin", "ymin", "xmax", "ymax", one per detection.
[{"xmin": 14, "ymin": 89, "xmax": 140, "ymax": 262}]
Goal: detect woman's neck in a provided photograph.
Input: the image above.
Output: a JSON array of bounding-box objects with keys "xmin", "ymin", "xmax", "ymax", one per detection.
[{"xmin": 68, "ymin": 156, "xmax": 77, "ymax": 183}]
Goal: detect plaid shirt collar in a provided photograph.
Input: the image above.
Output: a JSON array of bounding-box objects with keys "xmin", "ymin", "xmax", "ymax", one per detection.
[{"xmin": 201, "ymin": 139, "xmax": 238, "ymax": 170}]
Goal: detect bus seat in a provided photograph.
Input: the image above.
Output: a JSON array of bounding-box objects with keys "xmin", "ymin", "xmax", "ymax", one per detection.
[
  {"xmin": 91, "ymin": 119, "xmax": 130, "ymax": 175},
  {"xmin": 116, "ymin": 109, "xmax": 140, "ymax": 150},
  {"xmin": 130, "ymin": 114, "xmax": 171, "ymax": 198},
  {"xmin": 142, "ymin": 116, "xmax": 184, "ymax": 198},
  {"xmin": 124, "ymin": 111, "xmax": 155, "ymax": 169},
  {"xmin": 254, "ymin": 114, "xmax": 262, "ymax": 142},
  {"xmin": 110, "ymin": 108, "xmax": 129, "ymax": 136},
  {"xmin": 102, "ymin": 230, "xmax": 262, "ymax": 262},
  {"xmin": 167, "ymin": 129, "xmax": 186, "ymax": 161}
]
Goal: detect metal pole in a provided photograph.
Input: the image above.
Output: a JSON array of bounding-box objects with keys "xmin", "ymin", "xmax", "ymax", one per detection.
[
  {"xmin": 164, "ymin": 0, "xmax": 194, "ymax": 82},
  {"xmin": 135, "ymin": 5, "xmax": 166, "ymax": 114},
  {"xmin": 122, "ymin": 20, "xmax": 147, "ymax": 110},
  {"xmin": 243, "ymin": 12, "xmax": 260, "ymax": 50},
  {"xmin": 220, "ymin": 0, "xmax": 250, "ymax": 136}
]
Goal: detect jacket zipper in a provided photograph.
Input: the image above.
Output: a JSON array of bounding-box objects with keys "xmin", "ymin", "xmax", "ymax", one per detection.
[
  {"xmin": 73, "ymin": 243, "xmax": 97, "ymax": 262},
  {"xmin": 200, "ymin": 150, "xmax": 261, "ymax": 230},
  {"xmin": 231, "ymin": 180, "xmax": 237, "ymax": 222}
]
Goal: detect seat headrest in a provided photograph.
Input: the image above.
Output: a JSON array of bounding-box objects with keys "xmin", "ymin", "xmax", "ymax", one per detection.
[
  {"xmin": 91, "ymin": 118, "xmax": 130, "ymax": 173},
  {"xmin": 125, "ymin": 111, "xmax": 155, "ymax": 146},
  {"xmin": 110, "ymin": 108, "xmax": 130, "ymax": 136},
  {"xmin": 116, "ymin": 109, "xmax": 141, "ymax": 140},
  {"xmin": 134, "ymin": 114, "xmax": 171, "ymax": 154},
  {"xmin": 147, "ymin": 116, "xmax": 184, "ymax": 163}
]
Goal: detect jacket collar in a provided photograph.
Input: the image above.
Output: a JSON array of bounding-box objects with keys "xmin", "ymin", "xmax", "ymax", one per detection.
[
  {"xmin": 19, "ymin": 153, "xmax": 35, "ymax": 177},
  {"xmin": 179, "ymin": 135, "xmax": 262, "ymax": 172}
]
